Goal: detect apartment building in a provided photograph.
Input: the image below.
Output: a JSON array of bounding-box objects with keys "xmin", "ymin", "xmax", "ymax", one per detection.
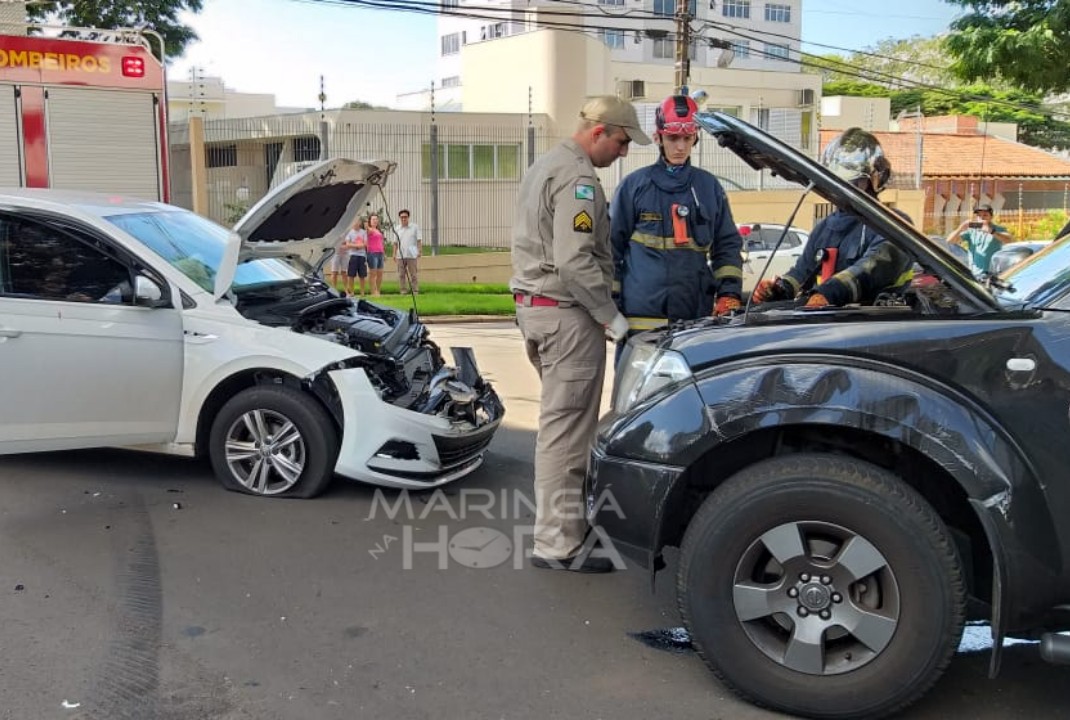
[
  {"xmin": 434, "ymin": 0, "xmax": 802, "ymax": 108},
  {"xmin": 409, "ymin": 1, "xmax": 817, "ymax": 154}
]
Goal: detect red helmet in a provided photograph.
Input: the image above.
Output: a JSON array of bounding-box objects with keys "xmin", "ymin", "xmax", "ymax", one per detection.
[{"xmin": 655, "ymin": 95, "xmax": 699, "ymax": 137}]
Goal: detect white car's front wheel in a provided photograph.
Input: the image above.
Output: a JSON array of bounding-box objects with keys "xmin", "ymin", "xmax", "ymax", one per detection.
[{"xmin": 209, "ymin": 385, "xmax": 338, "ymax": 498}]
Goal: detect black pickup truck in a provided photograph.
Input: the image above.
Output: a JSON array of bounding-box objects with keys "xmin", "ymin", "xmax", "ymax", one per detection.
[{"xmin": 590, "ymin": 113, "xmax": 1070, "ymax": 719}]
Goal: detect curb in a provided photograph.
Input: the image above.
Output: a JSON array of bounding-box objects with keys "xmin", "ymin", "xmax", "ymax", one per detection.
[{"xmin": 421, "ymin": 314, "xmax": 515, "ymax": 324}]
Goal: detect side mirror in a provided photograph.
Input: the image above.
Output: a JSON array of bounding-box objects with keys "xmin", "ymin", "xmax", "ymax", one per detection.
[{"xmin": 134, "ymin": 275, "xmax": 166, "ymax": 307}]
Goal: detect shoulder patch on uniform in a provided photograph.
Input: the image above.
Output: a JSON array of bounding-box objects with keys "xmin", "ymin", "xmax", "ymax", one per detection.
[
  {"xmin": 573, "ymin": 210, "xmax": 593, "ymax": 234},
  {"xmin": 574, "ymin": 183, "xmax": 595, "ymax": 201},
  {"xmin": 639, "ymin": 212, "xmax": 662, "ymax": 222}
]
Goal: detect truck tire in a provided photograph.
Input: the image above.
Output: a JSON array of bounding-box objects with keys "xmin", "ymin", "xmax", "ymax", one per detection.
[
  {"xmin": 209, "ymin": 385, "xmax": 338, "ymax": 499},
  {"xmin": 678, "ymin": 453, "xmax": 965, "ymax": 719}
]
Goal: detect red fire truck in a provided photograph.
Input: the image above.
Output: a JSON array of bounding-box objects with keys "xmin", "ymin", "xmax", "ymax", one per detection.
[{"xmin": 0, "ymin": 29, "xmax": 169, "ymax": 201}]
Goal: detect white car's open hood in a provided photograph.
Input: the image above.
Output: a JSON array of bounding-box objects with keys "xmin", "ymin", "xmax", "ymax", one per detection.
[{"xmin": 214, "ymin": 158, "xmax": 395, "ymax": 299}]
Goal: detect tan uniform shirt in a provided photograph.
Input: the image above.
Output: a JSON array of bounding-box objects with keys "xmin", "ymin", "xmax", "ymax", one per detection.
[{"xmin": 510, "ymin": 139, "xmax": 618, "ymax": 326}]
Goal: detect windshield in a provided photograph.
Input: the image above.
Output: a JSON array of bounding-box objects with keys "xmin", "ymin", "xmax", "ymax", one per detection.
[
  {"xmin": 994, "ymin": 236, "xmax": 1070, "ymax": 307},
  {"xmin": 105, "ymin": 209, "xmax": 305, "ymax": 293}
]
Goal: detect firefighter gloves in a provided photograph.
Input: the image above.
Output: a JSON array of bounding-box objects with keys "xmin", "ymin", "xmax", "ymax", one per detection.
[
  {"xmin": 714, "ymin": 296, "xmax": 742, "ymax": 316},
  {"xmin": 805, "ymin": 293, "xmax": 830, "ymax": 308}
]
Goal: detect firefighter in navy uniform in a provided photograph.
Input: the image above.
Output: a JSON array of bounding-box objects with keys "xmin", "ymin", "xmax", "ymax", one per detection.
[
  {"xmin": 751, "ymin": 127, "xmax": 914, "ymax": 308},
  {"xmin": 610, "ymin": 94, "xmax": 744, "ymax": 339}
]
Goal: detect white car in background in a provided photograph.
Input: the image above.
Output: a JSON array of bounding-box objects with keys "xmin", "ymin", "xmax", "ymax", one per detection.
[
  {"xmin": 0, "ymin": 159, "xmax": 503, "ymax": 498},
  {"xmin": 737, "ymin": 222, "xmax": 808, "ymax": 292}
]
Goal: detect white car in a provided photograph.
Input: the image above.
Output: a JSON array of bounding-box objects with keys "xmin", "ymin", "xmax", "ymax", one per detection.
[
  {"xmin": 0, "ymin": 159, "xmax": 503, "ymax": 498},
  {"xmin": 737, "ymin": 222, "xmax": 808, "ymax": 293}
]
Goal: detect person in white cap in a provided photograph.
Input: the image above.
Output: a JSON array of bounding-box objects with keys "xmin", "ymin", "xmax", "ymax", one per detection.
[{"xmin": 510, "ymin": 95, "xmax": 651, "ymax": 573}]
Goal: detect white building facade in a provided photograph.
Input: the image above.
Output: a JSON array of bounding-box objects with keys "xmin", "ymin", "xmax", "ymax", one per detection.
[{"xmin": 429, "ymin": 0, "xmax": 803, "ymax": 108}]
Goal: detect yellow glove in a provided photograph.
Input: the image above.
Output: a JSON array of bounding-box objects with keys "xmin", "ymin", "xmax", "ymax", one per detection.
[
  {"xmin": 804, "ymin": 293, "xmax": 829, "ymax": 308},
  {"xmin": 714, "ymin": 296, "xmax": 742, "ymax": 316}
]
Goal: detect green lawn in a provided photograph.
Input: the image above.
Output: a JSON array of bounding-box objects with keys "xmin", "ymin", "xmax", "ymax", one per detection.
[{"xmin": 334, "ymin": 281, "xmax": 515, "ymax": 315}]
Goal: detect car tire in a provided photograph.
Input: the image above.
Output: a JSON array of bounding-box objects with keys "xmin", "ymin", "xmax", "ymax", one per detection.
[
  {"xmin": 678, "ymin": 454, "xmax": 965, "ymax": 720},
  {"xmin": 209, "ymin": 385, "xmax": 339, "ymax": 499}
]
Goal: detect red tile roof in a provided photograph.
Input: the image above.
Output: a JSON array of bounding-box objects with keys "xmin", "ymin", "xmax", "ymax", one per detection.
[{"xmin": 819, "ymin": 129, "xmax": 1070, "ymax": 179}]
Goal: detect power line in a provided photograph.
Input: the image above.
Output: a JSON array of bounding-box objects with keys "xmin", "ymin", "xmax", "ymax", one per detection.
[
  {"xmin": 298, "ymin": 0, "xmax": 1070, "ymax": 127},
  {"xmin": 706, "ymin": 21, "xmax": 1069, "ymax": 120}
]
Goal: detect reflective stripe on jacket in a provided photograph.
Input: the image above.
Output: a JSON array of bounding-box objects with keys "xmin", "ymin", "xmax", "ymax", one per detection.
[
  {"xmin": 782, "ymin": 210, "xmax": 914, "ymax": 305},
  {"xmin": 610, "ymin": 159, "xmax": 743, "ymax": 322}
]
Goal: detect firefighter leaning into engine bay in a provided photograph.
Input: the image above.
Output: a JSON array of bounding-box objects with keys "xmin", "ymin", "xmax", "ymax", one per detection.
[
  {"xmin": 751, "ymin": 127, "xmax": 914, "ymax": 308},
  {"xmin": 609, "ymin": 94, "xmax": 744, "ymax": 351}
]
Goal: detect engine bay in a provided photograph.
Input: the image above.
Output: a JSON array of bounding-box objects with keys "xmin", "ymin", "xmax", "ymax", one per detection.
[{"xmin": 235, "ymin": 285, "xmax": 502, "ymax": 427}]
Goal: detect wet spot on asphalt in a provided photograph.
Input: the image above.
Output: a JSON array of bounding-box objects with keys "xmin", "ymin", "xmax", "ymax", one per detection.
[
  {"xmin": 182, "ymin": 626, "xmax": 206, "ymax": 638},
  {"xmin": 629, "ymin": 627, "xmax": 693, "ymax": 653},
  {"xmin": 344, "ymin": 625, "xmax": 369, "ymax": 638}
]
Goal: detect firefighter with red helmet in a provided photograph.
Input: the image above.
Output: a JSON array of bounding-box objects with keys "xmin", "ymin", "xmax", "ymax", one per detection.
[
  {"xmin": 609, "ymin": 93, "xmax": 744, "ymax": 337},
  {"xmin": 751, "ymin": 127, "xmax": 913, "ymax": 308}
]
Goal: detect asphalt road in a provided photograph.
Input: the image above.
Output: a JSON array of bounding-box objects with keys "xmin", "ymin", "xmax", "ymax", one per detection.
[{"xmin": 0, "ymin": 322, "xmax": 1065, "ymax": 719}]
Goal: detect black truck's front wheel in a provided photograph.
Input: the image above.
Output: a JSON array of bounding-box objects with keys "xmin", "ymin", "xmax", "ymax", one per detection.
[{"xmin": 678, "ymin": 454, "xmax": 966, "ymax": 719}]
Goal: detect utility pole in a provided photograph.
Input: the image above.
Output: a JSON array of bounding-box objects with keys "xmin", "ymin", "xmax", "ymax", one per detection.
[{"xmin": 674, "ymin": 0, "xmax": 693, "ymax": 93}]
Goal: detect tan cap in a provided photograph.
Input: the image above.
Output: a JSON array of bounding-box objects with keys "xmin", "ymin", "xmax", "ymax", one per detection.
[{"xmin": 580, "ymin": 95, "xmax": 652, "ymax": 145}]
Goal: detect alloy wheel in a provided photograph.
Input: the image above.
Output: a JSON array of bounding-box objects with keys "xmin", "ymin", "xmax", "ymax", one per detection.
[
  {"xmin": 732, "ymin": 520, "xmax": 901, "ymax": 675},
  {"xmin": 223, "ymin": 408, "xmax": 307, "ymax": 495}
]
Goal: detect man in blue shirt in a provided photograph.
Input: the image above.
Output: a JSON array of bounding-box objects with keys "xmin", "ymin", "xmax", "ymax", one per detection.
[{"xmin": 947, "ymin": 204, "xmax": 1013, "ymax": 276}]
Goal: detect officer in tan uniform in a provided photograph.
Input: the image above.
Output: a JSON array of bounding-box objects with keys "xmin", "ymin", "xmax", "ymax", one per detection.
[{"xmin": 511, "ymin": 95, "xmax": 651, "ymax": 573}]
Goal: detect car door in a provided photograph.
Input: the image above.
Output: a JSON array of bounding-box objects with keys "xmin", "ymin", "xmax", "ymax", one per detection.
[{"xmin": 0, "ymin": 212, "xmax": 184, "ymax": 454}]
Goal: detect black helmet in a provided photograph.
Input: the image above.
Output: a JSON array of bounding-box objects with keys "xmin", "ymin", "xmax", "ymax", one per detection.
[{"xmin": 821, "ymin": 127, "xmax": 891, "ymax": 193}]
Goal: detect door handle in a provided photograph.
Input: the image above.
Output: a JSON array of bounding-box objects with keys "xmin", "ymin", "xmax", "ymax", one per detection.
[
  {"xmin": 1006, "ymin": 358, "xmax": 1036, "ymax": 372},
  {"xmin": 0, "ymin": 327, "xmax": 21, "ymax": 338},
  {"xmin": 184, "ymin": 331, "xmax": 218, "ymax": 345}
]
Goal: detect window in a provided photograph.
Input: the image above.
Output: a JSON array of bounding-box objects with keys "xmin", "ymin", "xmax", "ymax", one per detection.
[
  {"xmin": 206, "ymin": 144, "xmax": 237, "ymax": 168},
  {"xmin": 0, "ymin": 216, "xmax": 132, "ymax": 303},
  {"xmin": 293, "ymin": 136, "xmax": 321, "ymax": 162},
  {"xmin": 599, "ymin": 0, "xmax": 624, "ymax": 5},
  {"xmin": 764, "ymin": 3, "xmax": 790, "ymax": 22},
  {"xmin": 421, "ymin": 143, "xmax": 521, "ymax": 181},
  {"xmin": 441, "ymin": 32, "xmax": 460, "ymax": 55},
  {"xmin": 601, "ymin": 29, "xmax": 625, "ymax": 49},
  {"xmin": 722, "ymin": 0, "xmax": 750, "ymax": 18},
  {"xmin": 730, "ymin": 40, "xmax": 749, "ymax": 58},
  {"xmin": 801, "ymin": 110, "xmax": 813, "ymax": 150},
  {"xmin": 653, "ymin": 35, "xmax": 696, "ymax": 59},
  {"xmin": 754, "ymin": 107, "xmax": 770, "ymax": 130},
  {"xmin": 764, "ymin": 42, "xmax": 790, "ymax": 61},
  {"xmin": 654, "ymin": 0, "xmax": 696, "ymax": 16},
  {"xmin": 441, "ymin": 75, "xmax": 461, "ymax": 88},
  {"xmin": 708, "ymin": 105, "xmax": 741, "ymax": 117},
  {"xmin": 480, "ymin": 22, "xmax": 506, "ymax": 41},
  {"xmin": 441, "ymin": 0, "xmax": 458, "ymax": 6}
]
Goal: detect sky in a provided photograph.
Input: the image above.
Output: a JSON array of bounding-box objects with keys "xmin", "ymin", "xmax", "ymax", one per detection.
[{"xmin": 169, "ymin": 0, "xmax": 964, "ymax": 109}]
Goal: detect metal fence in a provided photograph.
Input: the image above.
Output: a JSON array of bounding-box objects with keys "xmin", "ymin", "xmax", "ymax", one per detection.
[
  {"xmin": 168, "ymin": 112, "xmax": 812, "ymax": 249},
  {"xmin": 924, "ymin": 207, "xmax": 1069, "ymax": 241}
]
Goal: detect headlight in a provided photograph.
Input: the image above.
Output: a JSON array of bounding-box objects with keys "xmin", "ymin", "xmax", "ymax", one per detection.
[{"xmin": 612, "ymin": 343, "xmax": 692, "ymax": 413}]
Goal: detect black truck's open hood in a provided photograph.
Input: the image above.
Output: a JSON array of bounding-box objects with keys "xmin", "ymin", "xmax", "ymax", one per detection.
[{"xmin": 694, "ymin": 112, "xmax": 1000, "ymax": 313}]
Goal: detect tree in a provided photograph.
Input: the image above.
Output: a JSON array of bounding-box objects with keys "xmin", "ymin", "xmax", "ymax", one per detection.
[
  {"xmin": 944, "ymin": 0, "xmax": 1070, "ymax": 94},
  {"xmin": 26, "ymin": 0, "xmax": 204, "ymax": 59},
  {"xmin": 820, "ymin": 78, "xmax": 1070, "ymax": 151},
  {"xmin": 804, "ymin": 36, "xmax": 959, "ymax": 89}
]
